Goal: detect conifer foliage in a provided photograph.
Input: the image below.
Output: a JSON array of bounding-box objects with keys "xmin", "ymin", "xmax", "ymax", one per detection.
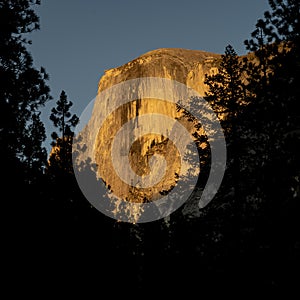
[
  {"xmin": 49, "ymin": 90, "xmax": 79, "ymax": 175},
  {"xmin": 0, "ymin": 0, "xmax": 51, "ymax": 185}
]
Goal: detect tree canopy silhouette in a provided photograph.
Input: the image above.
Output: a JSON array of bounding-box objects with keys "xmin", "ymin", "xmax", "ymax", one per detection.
[
  {"xmin": 48, "ymin": 90, "xmax": 79, "ymax": 175},
  {"xmin": 0, "ymin": 0, "xmax": 51, "ymax": 186}
]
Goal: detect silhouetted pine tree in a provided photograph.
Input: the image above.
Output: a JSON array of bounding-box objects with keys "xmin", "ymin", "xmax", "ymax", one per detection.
[
  {"xmin": 0, "ymin": 0, "xmax": 51, "ymax": 187},
  {"xmin": 47, "ymin": 90, "xmax": 83, "ymax": 225},
  {"xmin": 48, "ymin": 90, "xmax": 79, "ymax": 175},
  {"xmin": 23, "ymin": 112, "xmax": 47, "ymax": 183},
  {"xmin": 204, "ymin": 45, "xmax": 246, "ymax": 201},
  {"xmin": 243, "ymin": 0, "xmax": 300, "ymax": 206},
  {"xmin": 0, "ymin": 0, "xmax": 51, "ymax": 239},
  {"xmin": 0, "ymin": 1, "xmax": 54, "ymax": 281},
  {"xmin": 238, "ymin": 0, "xmax": 300, "ymax": 290}
]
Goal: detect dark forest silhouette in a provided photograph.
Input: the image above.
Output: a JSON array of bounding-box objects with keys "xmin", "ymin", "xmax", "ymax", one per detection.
[{"xmin": 1, "ymin": 0, "xmax": 299, "ymax": 294}]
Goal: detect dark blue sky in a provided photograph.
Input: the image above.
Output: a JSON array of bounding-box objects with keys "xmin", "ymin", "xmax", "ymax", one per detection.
[{"xmin": 29, "ymin": 0, "xmax": 269, "ymax": 152}]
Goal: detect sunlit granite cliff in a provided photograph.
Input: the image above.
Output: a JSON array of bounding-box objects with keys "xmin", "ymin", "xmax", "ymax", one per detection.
[
  {"xmin": 98, "ymin": 48, "xmax": 221, "ymax": 96},
  {"xmin": 74, "ymin": 48, "xmax": 223, "ymax": 221}
]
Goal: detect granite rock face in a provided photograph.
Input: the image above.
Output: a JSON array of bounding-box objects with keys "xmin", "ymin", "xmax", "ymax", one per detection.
[
  {"xmin": 98, "ymin": 48, "xmax": 221, "ymax": 96},
  {"xmin": 74, "ymin": 48, "xmax": 223, "ymax": 221}
]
